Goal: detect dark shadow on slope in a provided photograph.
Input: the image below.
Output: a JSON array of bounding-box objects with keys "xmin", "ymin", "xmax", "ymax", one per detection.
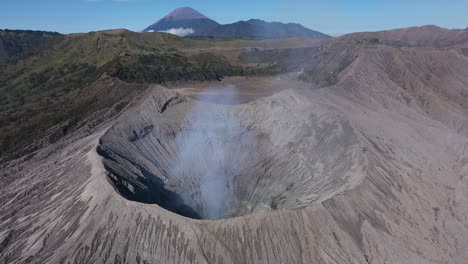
[{"xmin": 96, "ymin": 145, "xmax": 201, "ymax": 219}]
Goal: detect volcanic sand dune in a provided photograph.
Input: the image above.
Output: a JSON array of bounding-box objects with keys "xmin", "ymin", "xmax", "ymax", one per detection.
[{"xmin": 1, "ymin": 28, "xmax": 468, "ymax": 263}]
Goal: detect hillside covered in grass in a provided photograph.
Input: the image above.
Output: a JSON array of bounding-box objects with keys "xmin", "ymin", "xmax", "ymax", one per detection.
[
  {"xmin": 1, "ymin": 28, "xmax": 361, "ymax": 161},
  {"xmin": 0, "ymin": 29, "xmax": 280, "ymax": 161}
]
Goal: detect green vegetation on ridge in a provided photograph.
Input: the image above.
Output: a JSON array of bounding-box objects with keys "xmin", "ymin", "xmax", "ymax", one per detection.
[
  {"xmin": 0, "ymin": 29, "xmax": 277, "ymax": 160},
  {"xmin": 0, "ymin": 28, "xmax": 359, "ymax": 161}
]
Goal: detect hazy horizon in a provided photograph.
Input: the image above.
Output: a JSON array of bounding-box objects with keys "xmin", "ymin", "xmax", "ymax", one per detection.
[{"xmin": 2, "ymin": 0, "xmax": 468, "ymax": 35}]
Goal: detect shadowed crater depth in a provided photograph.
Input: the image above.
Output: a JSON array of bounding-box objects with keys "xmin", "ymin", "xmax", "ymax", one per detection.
[{"xmin": 96, "ymin": 85, "xmax": 367, "ymax": 220}]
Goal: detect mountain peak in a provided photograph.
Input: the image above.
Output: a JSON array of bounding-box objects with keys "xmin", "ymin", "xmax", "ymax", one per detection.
[
  {"xmin": 143, "ymin": 7, "xmax": 218, "ymax": 35},
  {"xmin": 162, "ymin": 7, "xmax": 208, "ymax": 21},
  {"xmin": 144, "ymin": 7, "xmax": 329, "ymax": 39}
]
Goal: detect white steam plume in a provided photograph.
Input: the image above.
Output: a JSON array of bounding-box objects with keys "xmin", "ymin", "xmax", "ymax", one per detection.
[
  {"xmin": 158, "ymin": 27, "xmax": 195, "ymax": 37},
  {"xmin": 169, "ymin": 85, "xmax": 256, "ymax": 219}
]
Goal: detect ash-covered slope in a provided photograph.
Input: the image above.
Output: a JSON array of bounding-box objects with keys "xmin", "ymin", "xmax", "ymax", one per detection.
[
  {"xmin": 1, "ymin": 26, "xmax": 468, "ymax": 264},
  {"xmin": 341, "ymin": 25, "xmax": 468, "ymax": 47},
  {"xmin": 96, "ymin": 86, "xmax": 366, "ymax": 220}
]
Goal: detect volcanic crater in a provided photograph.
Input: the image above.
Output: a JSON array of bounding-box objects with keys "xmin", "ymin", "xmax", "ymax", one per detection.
[{"xmin": 97, "ymin": 85, "xmax": 367, "ymax": 220}]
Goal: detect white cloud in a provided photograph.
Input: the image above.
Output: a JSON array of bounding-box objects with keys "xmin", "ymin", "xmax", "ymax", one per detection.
[{"xmin": 158, "ymin": 28, "xmax": 195, "ymax": 37}]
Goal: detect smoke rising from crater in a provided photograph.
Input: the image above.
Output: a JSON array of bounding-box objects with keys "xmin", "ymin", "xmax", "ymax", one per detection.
[{"xmin": 169, "ymin": 85, "xmax": 257, "ymax": 219}]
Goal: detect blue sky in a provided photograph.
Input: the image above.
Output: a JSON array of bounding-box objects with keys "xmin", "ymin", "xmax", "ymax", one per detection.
[{"xmin": 2, "ymin": 0, "xmax": 467, "ymax": 35}]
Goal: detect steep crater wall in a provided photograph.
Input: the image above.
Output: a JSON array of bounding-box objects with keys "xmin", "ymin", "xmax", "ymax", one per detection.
[{"xmin": 97, "ymin": 86, "xmax": 367, "ymax": 220}]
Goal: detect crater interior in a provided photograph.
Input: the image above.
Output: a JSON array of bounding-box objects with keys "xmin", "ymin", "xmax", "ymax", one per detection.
[{"xmin": 97, "ymin": 85, "xmax": 367, "ymax": 220}]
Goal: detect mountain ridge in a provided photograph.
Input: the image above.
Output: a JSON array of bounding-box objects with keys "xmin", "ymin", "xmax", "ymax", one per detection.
[
  {"xmin": 143, "ymin": 7, "xmax": 330, "ymax": 39},
  {"xmin": 143, "ymin": 7, "xmax": 219, "ymax": 36},
  {"xmin": 199, "ymin": 18, "xmax": 331, "ymax": 39},
  {"xmin": 340, "ymin": 25, "xmax": 468, "ymax": 47}
]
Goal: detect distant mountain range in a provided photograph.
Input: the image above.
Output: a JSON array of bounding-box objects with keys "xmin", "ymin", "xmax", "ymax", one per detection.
[{"xmin": 143, "ymin": 7, "xmax": 330, "ymax": 39}]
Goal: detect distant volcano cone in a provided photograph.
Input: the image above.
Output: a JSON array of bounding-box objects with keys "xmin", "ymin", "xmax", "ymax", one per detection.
[
  {"xmin": 161, "ymin": 7, "xmax": 208, "ymax": 21},
  {"xmin": 143, "ymin": 7, "xmax": 219, "ymax": 36},
  {"xmin": 143, "ymin": 7, "xmax": 330, "ymax": 39}
]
